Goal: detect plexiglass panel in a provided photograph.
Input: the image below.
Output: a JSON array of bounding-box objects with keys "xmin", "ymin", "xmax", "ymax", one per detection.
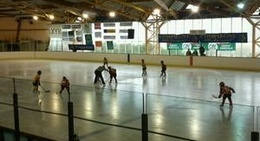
[
  {"xmin": 202, "ymin": 19, "xmax": 212, "ymax": 33},
  {"xmin": 211, "ymin": 18, "xmax": 221, "ymax": 33},
  {"xmin": 221, "ymin": 18, "xmax": 232, "ymax": 33}
]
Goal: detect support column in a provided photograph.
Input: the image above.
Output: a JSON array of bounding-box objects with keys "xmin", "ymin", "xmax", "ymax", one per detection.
[
  {"xmin": 13, "ymin": 93, "xmax": 20, "ymax": 141},
  {"xmin": 142, "ymin": 114, "xmax": 148, "ymax": 141},
  {"xmin": 141, "ymin": 93, "xmax": 148, "ymax": 141},
  {"xmin": 251, "ymin": 132, "xmax": 259, "ymax": 141},
  {"xmin": 13, "ymin": 78, "xmax": 20, "ymax": 141},
  {"xmin": 142, "ymin": 13, "xmax": 165, "ymax": 55},
  {"xmin": 251, "ymin": 106, "xmax": 259, "ymax": 141},
  {"xmin": 16, "ymin": 18, "xmax": 22, "ymax": 43},
  {"xmin": 68, "ymin": 102, "xmax": 74, "ymax": 141},
  {"xmin": 245, "ymin": 17, "xmax": 260, "ymax": 57}
]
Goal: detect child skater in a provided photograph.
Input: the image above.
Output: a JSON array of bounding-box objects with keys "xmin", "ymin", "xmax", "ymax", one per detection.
[
  {"xmin": 108, "ymin": 66, "xmax": 117, "ymax": 84},
  {"xmin": 32, "ymin": 70, "xmax": 42, "ymax": 94},
  {"xmin": 59, "ymin": 76, "xmax": 70, "ymax": 95},
  {"xmin": 160, "ymin": 60, "xmax": 167, "ymax": 77},
  {"xmin": 218, "ymin": 81, "xmax": 235, "ymax": 107},
  {"xmin": 103, "ymin": 57, "xmax": 108, "ymax": 68},
  {"xmin": 141, "ymin": 59, "xmax": 147, "ymax": 76}
]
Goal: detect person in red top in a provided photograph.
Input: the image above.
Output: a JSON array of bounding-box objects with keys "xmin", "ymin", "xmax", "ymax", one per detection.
[
  {"xmin": 59, "ymin": 76, "xmax": 70, "ymax": 95},
  {"xmin": 218, "ymin": 81, "xmax": 235, "ymax": 107},
  {"xmin": 32, "ymin": 70, "xmax": 42, "ymax": 94},
  {"xmin": 108, "ymin": 66, "xmax": 117, "ymax": 84}
]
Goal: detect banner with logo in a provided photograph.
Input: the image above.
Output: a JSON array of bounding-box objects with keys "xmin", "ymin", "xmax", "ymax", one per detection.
[
  {"xmin": 217, "ymin": 43, "xmax": 236, "ymax": 51},
  {"xmin": 167, "ymin": 43, "xmax": 182, "ymax": 50},
  {"xmin": 159, "ymin": 33, "xmax": 247, "ymax": 43},
  {"xmin": 167, "ymin": 42, "xmax": 235, "ymax": 51}
]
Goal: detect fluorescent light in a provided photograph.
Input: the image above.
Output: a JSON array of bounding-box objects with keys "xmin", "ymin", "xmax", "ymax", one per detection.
[
  {"xmin": 237, "ymin": 2, "xmax": 244, "ymax": 9},
  {"xmin": 186, "ymin": 4, "xmax": 199, "ymax": 13},
  {"xmin": 191, "ymin": 6, "xmax": 199, "ymax": 12}
]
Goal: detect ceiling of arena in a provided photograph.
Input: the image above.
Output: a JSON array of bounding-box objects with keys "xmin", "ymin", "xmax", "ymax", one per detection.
[{"xmin": 0, "ymin": 0, "xmax": 259, "ymax": 23}]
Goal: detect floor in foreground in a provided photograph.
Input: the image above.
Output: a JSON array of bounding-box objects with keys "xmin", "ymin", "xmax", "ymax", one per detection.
[{"xmin": 0, "ymin": 59, "xmax": 259, "ymax": 141}]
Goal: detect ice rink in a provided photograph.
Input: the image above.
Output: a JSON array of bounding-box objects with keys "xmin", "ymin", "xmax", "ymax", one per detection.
[{"xmin": 0, "ymin": 59, "xmax": 259, "ymax": 141}]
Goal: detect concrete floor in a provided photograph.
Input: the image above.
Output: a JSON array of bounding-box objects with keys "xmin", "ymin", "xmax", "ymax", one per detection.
[{"xmin": 0, "ymin": 59, "xmax": 259, "ymax": 141}]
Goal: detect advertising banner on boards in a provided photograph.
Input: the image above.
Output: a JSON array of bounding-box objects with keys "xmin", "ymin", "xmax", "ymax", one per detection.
[{"xmin": 159, "ymin": 33, "xmax": 247, "ymax": 43}]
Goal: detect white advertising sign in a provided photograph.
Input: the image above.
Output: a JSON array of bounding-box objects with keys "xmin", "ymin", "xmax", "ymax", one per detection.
[{"xmin": 49, "ymin": 24, "xmax": 62, "ymax": 38}]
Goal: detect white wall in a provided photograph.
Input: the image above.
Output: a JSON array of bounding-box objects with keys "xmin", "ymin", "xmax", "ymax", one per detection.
[{"xmin": 160, "ymin": 17, "xmax": 253, "ymax": 57}]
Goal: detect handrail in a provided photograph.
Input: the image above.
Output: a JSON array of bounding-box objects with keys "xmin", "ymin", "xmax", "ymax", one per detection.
[{"xmin": 0, "ymin": 101, "xmax": 196, "ymax": 141}]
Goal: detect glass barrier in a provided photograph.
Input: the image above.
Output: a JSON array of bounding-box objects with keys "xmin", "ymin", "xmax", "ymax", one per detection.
[
  {"xmin": 0, "ymin": 77, "xmax": 258, "ymax": 141},
  {"xmin": 146, "ymin": 93, "xmax": 255, "ymax": 141},
  {"xmin": 0, "ymin": 104, "xmax": 14, "ymax": 129},
  {"xmin": 0, "ymin": 40, "xmax": 48, "ymax": 52},
  {"xmin": 0, "ymin": 77, "xmax": 14, "ymax": 104},
  {"xmin": 0, "ymin": 40, "xmax": 253, "ymax": 57}
]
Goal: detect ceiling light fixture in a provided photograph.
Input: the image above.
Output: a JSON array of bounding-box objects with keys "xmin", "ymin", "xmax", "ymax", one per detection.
[
  {"xmin": 82, "ymin": 10, "xmax": 89, "ymax": 19},
  {"xmin": 82, "ymin": 13, "xmax": 89, "ymax": 19},
  {"xmin": 153, "ymin": 8, "xmax": 161, "ymax": 15},
  {"xmin": 109, "ymin": 11, "xmax": 116, "ymax": 17},
  {"xmin": 186, "ymin": 4, "xmax": 199, "ymax": 13},
  {"xmin": 237, "ymin": 2, "xmax": 244, "ymax": 9},
  {"xmin": 77, "ymin": 17, "xmax": 82, "ymax": 21},
  {"xmin": 33, "ymin": 15, "xmax": 38, "ymax": 20},
  {"xmin": 191, "ymin": 6, "xmax": 199, "ymax": 12},
  {"xmin": 46, "ymin": 14, "xmax": 55, "ymax": 20}
]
